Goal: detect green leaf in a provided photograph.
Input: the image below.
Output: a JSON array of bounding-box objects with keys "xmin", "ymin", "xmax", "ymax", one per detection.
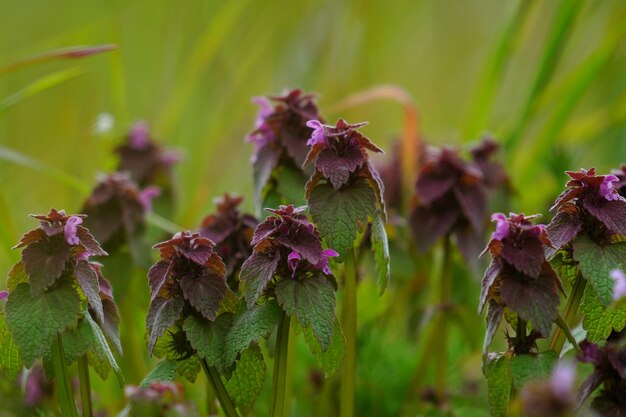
[
  {"xmin": 574, "ymin": 236, "xmax": 626, "ymax": 306},
  {"xmin": 183, "ymin": 313, "xmax": 232, "ymax": 369},
  {"xmin": 0, "ymin": 311, "xmax": 22, "ymax": 380},
  {"xmin": 509, "ymin": 351, "xmax": 557, "ymax": 389},
  {"xmin": 5, "ymin": 282, "xmax": 81, "ymax": 366},
  {"xmin": 176, "ymin": 355, "xmax": 201, "ymax": 383},
  {"xmin": 140, "ymin": 360, "xmax": 177, "ymax": 388},
  {"xmin": 275, "ymin": 164, "xmax": 307, "ymax": 206},
  {"xmin": 371, "ymin": 214, "xmax": 390, "ymax": 295},
  {"xmin": 7, "ymin": 262, "xmax": 28, "ymax": 291},
  {"xmin": 550, "ymin": 250, "xmax": 578, "ymax": 285},
  {"xmin": 484, "ymin": 353, "xmax": 512, "ymax": 417},
  {"xmin": 275, "ymin": 274, "xmax": 336, "ymax": 351},
  {"xmin": 81, "ymin": 313, "xmax": 124, "ymax": 386},
  {"xmin": 580, "ymin": 284, "xmax": 626, "ymax": 343},
  {"xmin": 295, "ymin": 317, "xmax": 345, "ymax": 377},
  {"xmin": 225, "ymin": 344, "xmax": 267, "ymax": 414},
  {"xmin": 224, "ymin": 301, "xmax": 281, "ymax": 365},
  {"xmin": 309, "ymin": 180, "xmax": 376, "ymax": 261}
]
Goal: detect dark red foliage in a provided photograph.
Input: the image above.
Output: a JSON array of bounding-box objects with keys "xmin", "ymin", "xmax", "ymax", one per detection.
[
  {"xmin": 198, "ymin": 194, "xmax": 257, "ymax": 286},
  {"xmin": 89, "ymin": 262, "xmax": 122, "ymax": 355},
  {"xmin": 469, "ymin": 137, "xmax": 509, "ymax": 190},
  {"xmin": 410, "ymin": 145, "xmax": 492, "ymax": 264},
  {"xmin": 578, "ymin": 332, "xmax": 626, "ymax": 415},
  {"xmin": 146, "ymin": 231, "xmax": 228, "ymax": 353},
  {"xmin": 81, "ymin": 172, "xmax": 159, "ymax": 253},
  {"xmin": 480, "ymin": 213, "xmax": 561, "ymax": 350},
  {"xmin": 115, "ymin": 121, "xmax": 180, "ymax": 188},
  {"xmin": 547, "ymin": 168, "xmax": 626, "ymax": 256}
]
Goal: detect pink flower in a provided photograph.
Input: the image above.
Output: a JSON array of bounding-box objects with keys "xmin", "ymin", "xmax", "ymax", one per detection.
[
  {"xmin": 600, "ymin": 175, "xmax": 620, "ymax": 201},
  {"xmin": 139, "ymin": 186, "xmax": 161, "ymax": 212},
  {"xmin": 64, "ymin": 216, "xmax": 83, "ymax": 245},
  {"xmin": 610, "ymin": 269, "xmax": 626, "ymax": 301},
  {"xmin": 550, "ymin": 361, "xmax": 576, "ymax": 401},
  {"xmin": 129, "ymin": 121, "xmax": 150, "ymax": 150},
  {"xmin": 287, "ymin": 251, "xmax": 301, "ymax": 276},
  {"xmin": 490, "ymin": 213, "xmax": 509, "ymax": 241},
  {"xmin": 306, "ymin": 120, "xmax": 327, "ymax": 146},
  {"xmin": 316, "ymin": 248, "xmax": 339, "ymax": 275},
  {"xmin": 0, "ymin": 291, "xmax": 8, "ymax": 300}
]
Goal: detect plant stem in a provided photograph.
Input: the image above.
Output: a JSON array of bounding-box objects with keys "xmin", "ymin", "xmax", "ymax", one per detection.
[
  {"xmin": 51, "ymin": 334, "xmax": 79, "ymax": 417},
  {"xmin": 77, "ymin": 355, "xmax": 92, "ymax": 417},
  {"xmin": 341, "ymin": 249, "xmax": 357, "ymax": 417},
  {"xmin": 549, "ymin": 274, "xmax": 586, "ymax": 354},
  {"xmin": 270, "ymin": 311, "xmax": 291, "ymax": 417},
  {"xmin": 200, "ymin": 359, "xmax": 239, "ymax": 417},
  {"xmin": 434, "ymin": 234, "xmax": 452, "ymax": 403},
  {"xmin": 555, "ymin": 315, "xmax": 583, "ymax": 356}
]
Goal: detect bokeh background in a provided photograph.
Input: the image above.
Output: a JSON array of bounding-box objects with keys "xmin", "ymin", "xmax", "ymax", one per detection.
[{"xmin": 1, "ymin": 0, "xmax": 626, "ymax": 416}]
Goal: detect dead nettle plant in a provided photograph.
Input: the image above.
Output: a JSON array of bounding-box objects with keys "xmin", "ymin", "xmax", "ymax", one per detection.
[{"xmin": 1, "ymin": 209, "xmax": 122, "ymax": 417}]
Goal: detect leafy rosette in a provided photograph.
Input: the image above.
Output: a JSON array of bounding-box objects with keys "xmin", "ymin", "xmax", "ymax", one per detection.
[
  {"xmin": 303, "ymin": 119, "xmax": 390, "ymax": 293},
  {"xmin": 479, "ymin": 213, "xmax": 562, "ymax": 352},
  {"xmin": 198, "ymin": 194, "xmax": 258, "ymax": 287},
  {"xmin": 82, "ymin": 172, "xmax": 160, "ymax": 256},
  {"xmin": 248, "ymin": 89, "xmax": 322, "ymax": 208},
  {"xmin": 2, "ymin": 209, "xmax": 122, "ymax": 383},
  {"xmin": 239, "ymin": 205, "xmax": 339, "ymax": 351},
  {"xmin": 115, "ymin": 120, "xmax": 181, "ymax": 189},
  {"xmin": 577, "ymin": 333, "xmax": 626, "ymax": 415},
  {"xmin": 410, "ymin": 144, "xmax": 490, "ymax": 266}
]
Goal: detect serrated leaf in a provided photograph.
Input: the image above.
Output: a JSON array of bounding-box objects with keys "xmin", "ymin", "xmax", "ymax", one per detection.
[
  {"xmin": 146, "ymin": 294, "xmax": 184, "ymax": 354},
  {"xmin": 253, "ymin": 146, "xmax": 280, "ymax": 209},
  {"xmin": 309, "ymin": 179, "xmax": 376, "ymax": 261},
  {"xmin": 82, "ymin": 312, "xmax": 124, "ymax": 386},
  {"xmin": 275, "ymin": 274, "xmax": 335, "ymax": 351},
  {"xmin": 21, "ymin": 236, "xmax": 72, "ymax": 294},
  {"xmin": 183, "ymin": 313, "xmax": 232, "ymax": 369},
  {"xmin": 7, "ymin": 262, "xmax": 28, "ymax": 291},
  {"xmin": 574, "ymin": 237, "xmax": 626, "ymax": 306},
  {"xmin": 224, "ymin": 301, "xmax": 281, "ymax": 365},
  {"xmin": 295, "ymin": 317, "xmax": 345, "ymax": 376},
  {"xmin": 74, "ymin": 261, "xmax": 104, "ymax": 325},
  {"xmin": 240, "ymin": 251, "xmax": 280, "ymax": 307},
  {"xmin": 484, "ymin": 353, "xmax": 512, "ymax": 417},
  {"xmin": 140, "ymin": 360, "xmax": 177, "ymax": 388},
  {"xmin": 580, "ymin": 284, "xmax": 626, "ymax": 343},
  {"xmin": 0, "ymin": 311, "xmax": 22, "ymax": 380},
  {"xmin": 509, "ymin": 351, "xmax": 557, "ymax": 388},
  {"xmin": 550, "ymin": 250, "xmax": 578, "ymax": 285},
  {"xmin": 225, "ymin": 344, "xmax": 266, "ymax": 414},
  {"xmin": 180, "ymin": 271, "xmax": 227, "ymax": 321},
  {"xmin": 5, "ymin": 282, "xmax": 81, "ymax": 366},
  {"xmin": 371, "ymin": 214, "xmax": 390, "ymax": 295},
  {"xmin": 176, "ymin": 355, "xmax": 201, "ymax": 383}
]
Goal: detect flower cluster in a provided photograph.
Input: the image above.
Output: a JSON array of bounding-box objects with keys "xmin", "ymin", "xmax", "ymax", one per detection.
[
  {"xmin": 115, "ymin": 121, "xmax": 181, "ymax": 188},
  {"xmin": 239, "ymin": 205, "xmax": 337, "ymax": 307},
  {"xmin": 81, "ymin": 172, "xmax": 160, "ymax": 253},
  {"xmin": 146, "ymin": 232, "xmax": 228, "ymax": 353},
  {"xmin": 410, "ymin": 139, "xmax": 507, "ymax": 264},
  {"xmin": 578, "ymin": 332, "xmax": 626, "ymax": 416},
  {"xmin": 198, "ymin": 194, "xmax": 257, "ymax": 286},
  {"xmin": 479, "ymin": 213, "xmax": 561, "ymax": 351},
  {"xmin": 547, "ymin": 168, "xmax": 626, "ymax": 254}
]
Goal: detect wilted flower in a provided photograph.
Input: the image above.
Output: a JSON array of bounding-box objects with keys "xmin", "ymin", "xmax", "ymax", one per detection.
[
  {"xmin": 519, "ymin": 361, "xmax": 576, "ymax": 417},
  {"xmin": 198, "ymin": 194, "xmax": 257, "ymax": 284},
  {"xmin": 611, "ymin": 269, "xmax": 626, "ymax": 301},
  {"xmin": 547, "ymin": 168, "xmax": 626, "ymax": 256},
  {"xmin": 146, "ymin": 232, "xmax": 228, "ymax": 353},
  {"xmin": 578, "ymin": 333, "xmax": 626, "ymax": 415},
  {"xmin": 479, "ymin": 213, "xmax": 561, "ymax": 352}
]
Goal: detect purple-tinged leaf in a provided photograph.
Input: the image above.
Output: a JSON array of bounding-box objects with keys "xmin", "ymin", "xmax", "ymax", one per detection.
[
  {"xmin": 453, "ymin": 182, "xmax": 488, "ymax": 232},
  {"xmin": 545, "ymin": 209, "xmax": 582, "ymax": 259},
  {"xmin": 76, "ymin": 226, "xmax": 108, "ymax": 256},
  {"xmin": 409, "ymin": 203, "xmax": 459, "ymax": 254},
  {"xmin": 180, "ymin": 272, "xmax": 227, "ymax": 321},
  {"xmin": 22, "ymin": 236, "xmax": 72, "ymax": 294},
  {"xmin": 582, "ymin": 197, "xmax": 626, "ymax": 237},
  {"xmin": 455, "ymin": 221, "xmax": 485, "ymax": 272},
  {"xmin": 148, "ymin": 260, "xmax": 170, "ymax": 300},
  {"xmin": 12, "ymin": 228, "xmax": 45, "ymax": 249},
  {"xmin": 240, "ymin": 251, "xmax": 280, "ymax": 307},
  {"xmin": 479, "ymin": 260, "xmax": 503, "ymax": 314},
  {"xmin": 316, "ymin": 147, "xmax": 366, "ymax": 190},
  {"xmin": 416, "ymin": 170, "xmax": 456, "ymax": 205},
  {"xmin": 484, "ymin": 301, "xmax": 504, "ymax": 354},
  {"xmin": 501, "ymin": 237, "xmax": 545, "ymax": 278},
  {"xmin": 146, "ymin": 294, "xmax": 184, "ymax": 354},
  {"xmin": 74, "ymin": 261, "xmax": 104, "ymax": 325}
]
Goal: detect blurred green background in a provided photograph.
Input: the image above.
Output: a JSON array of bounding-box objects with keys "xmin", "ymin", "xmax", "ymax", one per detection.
[{"xmin": 1, "ymin": 0, "xmax": 626, "ymax": 415}]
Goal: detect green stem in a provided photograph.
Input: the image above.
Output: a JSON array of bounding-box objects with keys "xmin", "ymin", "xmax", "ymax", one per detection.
[
  {"xmin": 77, "ymin": 355, "xmax": 92, "ymax": 417},
  {"xmin": 549, "ymin": 273, "xmax": 586, "ymax": 354},
  {"xmin": 341, "ymin": 249, "xmax": 357, "ymax": 417},
  {"xmin": 434, "ymin": 234, "xmax": 452, "ymax": 402},
  {"xmin": 206, "ymin": 377, "xmax": 218, "ymax": 415},
  {"xmin": 51, "ymin": 335, "xmax": 79, "ymax": 417},
  {"xmin": 200, "ymin": 359, "xmax": 240, "ymax": 417},
  {"xmin": 555, "ymin": 315, "xmax": 583, "ymax": 356},
  {"xmin": 269, "ymin": 311, "xmax": 291, "ymax": 417}
]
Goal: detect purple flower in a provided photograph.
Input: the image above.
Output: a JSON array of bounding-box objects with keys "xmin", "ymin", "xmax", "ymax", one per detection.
[
  {"xmin": 139, "ymin": 185, "xmax": 161, "ymax": 212},
  {"xmin": 316, "ymin": 248, "xmax": 339, "ymax": 275},
  {"xmin": 600, "ymin": 174, "xmax": 620, "ymax": 201},
  {"xmin": 306, "ymin": 120, "xmax": 327, "ymax": 146},
  {"xmin": 611, "ymin": 269, "xmax": 626, "ymax": 301},
  {"xmin": 64, "ymin": 216, "xmax": 83, "ymax": 245},
  {"xmin": 287, "ymin": 251, "xmax": 302, "ymax": 276},
  {"xmin": 129, "ymin": 120, "xmax": 150, "ymax": 150},
  {"xmin": 550, "ymin": 361, "xmax": 576, "ymax": 401},
  {"xmin": 491, "ymin": 213, "xmax": 509, "ymax": 241},
  {"xmin": 0, "ymin": 290, "xmax": 7, "ymax": 300}
]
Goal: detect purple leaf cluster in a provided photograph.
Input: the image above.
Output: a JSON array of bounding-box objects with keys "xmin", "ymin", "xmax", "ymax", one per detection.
[
  {"xmin": 547, "ymin": 168, "xmax": 626, "ymax": 256},
  {"xmin": 81, "ymin": 172, "xmax": 159, "ymax": 252},
  {"xmin": 198, "ymin": 194, "xmax": 258, "ymax": 286},
  {"xmin": 578, "ymin": 332, "xmax": 626, "ymax": 415},
  {"xmin": 479, "ymin": 213, "xmax": 561, "ymax": 350},
  {"xmin": 239, "ymin": 205, "xmax": 336, "ymax": 307},
  {"xmin": 410, "ymin": 139, "xmax": 507, "ymax": 263},
  {"xmin": 146, "ymin": 232, "xmax": 228, "ymax": 353}
]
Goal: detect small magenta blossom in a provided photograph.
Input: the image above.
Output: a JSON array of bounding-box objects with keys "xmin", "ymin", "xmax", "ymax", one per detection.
[
  {"xmin": 611, "ymin": 269, "xmax": 626, "ymax": 301},
  {"xmin": 600, "ymin": 175, "xmax": 620, "ymax": 201},
  {"xmin": 287, "ymin": 248, "xmax": 338, "ymax": 276},
  {"xmin": 138, "ymin": 185, "xmax": 161, "ymax": 212},
  {"xmin": 64, "ymin": 216, "xmax": 83, "ymax": 245},
  {"xmin": 305, "ymin": 120, "xmax": 327, "ymax": 146},
  {"xmin": 0, "ymin": 291, "xmax": 8, "ymax": 300},
  {"xmin": 490, "ymin": 213, "xmax": 509, "ymax": 241},
  {"xmin": 128, "ymin": 120, "xmax": 150, "ymax": 150}
]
